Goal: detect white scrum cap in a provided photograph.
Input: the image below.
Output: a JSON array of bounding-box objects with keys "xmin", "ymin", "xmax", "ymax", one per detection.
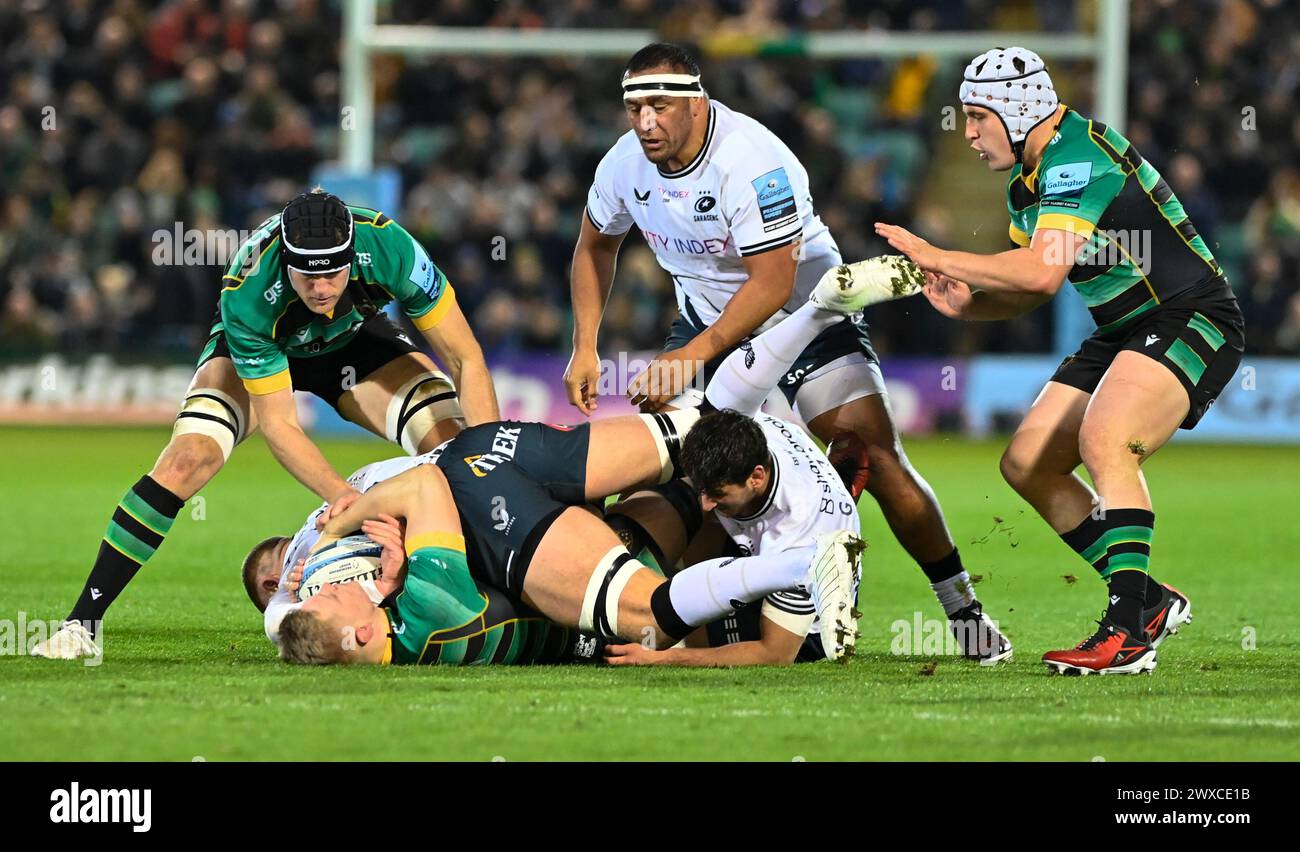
[{"xmin": 959, "ymin": 47, "xmax": 1058, "ymax": 159}]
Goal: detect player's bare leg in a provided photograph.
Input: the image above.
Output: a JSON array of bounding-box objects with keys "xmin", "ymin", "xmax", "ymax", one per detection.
[
  {"xmin": 337, "ymin": 351, "xmax": 464, "ymax": 453},
  {"xmin": 523, "ymin": 507, "xmax": 673, "ymax": 646},
  {"xmin": 745, "ymin": 255, "xmax": 1006, "ymax": 662},
  {"xmin": 33, "ymin": 356, "xmax": 253, "ymax": 659},
  {"xmin": 809, "ymin": 396, "xmax": 950, "ymax": 560},
  {"xmin": 153, "ymin": 356, "xmax": 255, "ymax": 497},
  {"xmin": 999, "ymin": 381, "xmax": 1095, "ymax": 532},
  {"xmin": 582, "ymin": 414, "xmax": 692, "ymax": 499},
  {"xmin": 523, "ymin": 504, "xmax": 859, "ymax": 659},
  {"xmin": 1043, "ymin": 352, "xmax": 1192, "ymax": 675},
  {"xmin": 803, "ymin": 395, "xmax": 1008, "ymax": 664}
]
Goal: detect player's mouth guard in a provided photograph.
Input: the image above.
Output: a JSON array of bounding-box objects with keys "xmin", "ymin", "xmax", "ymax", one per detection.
[
  {"xmin": 359, "ymin": 578, "xmax": 385, "ymax": 605},
  {"xmin": 622, "ymin": 72, "xmax": 705, "ymax": 100}
]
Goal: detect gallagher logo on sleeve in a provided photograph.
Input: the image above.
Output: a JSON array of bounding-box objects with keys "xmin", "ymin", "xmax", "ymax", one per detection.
[
  {"xmin": 751, "ymin": 168, "xmax": 796, "ymax": 223},
  {"xmin": 1041, "ymin": 162, "xmax": 1093, "ymax": 199},
  {"xmin": 407, "ymin": 238, "xmax": 441, "ymax": 298}
]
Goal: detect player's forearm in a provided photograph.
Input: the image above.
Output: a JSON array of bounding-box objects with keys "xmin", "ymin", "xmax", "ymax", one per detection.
[
  {"xmin": 570, "ymin": 244, "xmax": 617, "ymax": 351},
  {"xmin": 647, "ymin": 640, "xmax": 795, "ymax": 667},
  {"xmin": 259, "ymin": 420, "xmax": 352, "ymax": 503},
  {"xmin": 690, "ymin": 273, "xmax": 792, "ymax": 361},
  {"xmin": 962, "ymin": 288, "xmax": 1053, "ymax": 321},
  {"xmin": 444, "ymin": 349, "xmax": 499, "ymax": 425},
  {"xmin": 319, "ymin": 472, "xmax": 420, "ymax": 540},
  {"xmin": 936, "ymin": 247, "xmax": 1061, "ymax": 296}
]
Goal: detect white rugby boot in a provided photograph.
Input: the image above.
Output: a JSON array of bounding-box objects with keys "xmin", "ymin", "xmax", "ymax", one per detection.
[
  {"xmin": 806, "ymin": 530, "xmax": 866, "ymax": 662},
  {"xmin": 30, "ymin": 620, "xmax": 101, "ymax": 660},
  {"xmin": 809, "ymin": 255, "xmax": 924, "ymax": 316}
]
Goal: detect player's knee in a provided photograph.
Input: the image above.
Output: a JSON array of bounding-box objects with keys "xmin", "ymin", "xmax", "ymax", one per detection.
[
  {"xmin": 1078, "ymin": 427, "xmax": 1136, "ymax": 472},
  {"xmin": 639, "ymin": 408, "xmax": 703, "ymax": 483},
  {"xmin": 156, "ymin": 434, "xmax": 226, "ymax": 488},
  {"xmin": 826, "ymin": 432, "xmax": 870, "ymax": 499},
  {"xmin": 579, "ymin": 547, "xmax": 642, "ymax": 641},
  {"xmin": 860, "ymin": 441, "xmax": 904, "ymax": 493},
  {"xmin": 385, "ymin": 371, "xmax": 461, "ymax": 455},
  {"xmin": 999, "ymin": 445, "xmax": 1032, "ymax": 490},
  {"xmin": 171, "ymin": 387, "xmax": 246, "ymax": 463}
]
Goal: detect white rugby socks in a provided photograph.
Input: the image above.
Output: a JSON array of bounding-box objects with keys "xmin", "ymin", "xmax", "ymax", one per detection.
[
  {"xmin": 663, "ymin": 545, "xmax": 817, "ymax": 628},
  {"xmin": 703, "ymin": 302, "xmax": 843, "ymax": 416},
  {"xmin": 930, "ymin": 572, "xmax": 977, "ymax": 616}
]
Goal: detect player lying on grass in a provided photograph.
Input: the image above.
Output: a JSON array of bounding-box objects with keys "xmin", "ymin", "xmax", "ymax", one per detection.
[
  {"xmin": 876, "ymin": 48, "xmax": 1242, "ymax": 674},
  {"xmin": 270, "ymin": 257, "xmax": 1003, "ymax": 666},
  {"xmin": 566, "ymin": 42, "xmax": 1008, "ymax": 666},
  {"xmin": 601, "ymin": 478, "xmax": 849, "ymax": 666},
  {"xmin": 244, "ymin": 463, "xmax": 832, "ymax": 666},
  {"xmin": 265, "ymin": 450, "xmax": 859, "ymax": 666},
  {"xmin": 34, "ymin": 189, "xmax": 498, "ymax": 660},
  {"xmin": 243, "ymin": 449, "xmax": 598, "ymax": 663}
]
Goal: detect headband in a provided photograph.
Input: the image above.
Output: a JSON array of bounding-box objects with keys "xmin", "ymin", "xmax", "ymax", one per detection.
[{"xmin": 622, "ymin": 72, "xmax": 705, "ymax": 100}]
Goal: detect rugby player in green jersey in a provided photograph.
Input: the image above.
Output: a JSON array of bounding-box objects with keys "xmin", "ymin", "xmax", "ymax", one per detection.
[
  {"xmin": 876, "ymin": 48, "xmax": 1245, "ymax": 675},
  {"xmin": 33, "ymin": 189, "xmax": 498, "ymax": 660}
]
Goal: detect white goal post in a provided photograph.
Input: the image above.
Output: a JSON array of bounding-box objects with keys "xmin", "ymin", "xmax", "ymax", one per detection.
[{"xmin": 341, "ymin": 0, "xmax": 1129, "ymax": 173}]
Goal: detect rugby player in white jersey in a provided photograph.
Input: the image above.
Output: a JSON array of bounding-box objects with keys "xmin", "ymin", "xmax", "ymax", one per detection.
[{"xmin": 565, "ymin": 43, "xmax": 1010, "ymax": 664}]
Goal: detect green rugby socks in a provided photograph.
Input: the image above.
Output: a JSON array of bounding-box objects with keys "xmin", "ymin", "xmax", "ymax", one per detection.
[
  {"xmin": 1061, "ymin": 508, "xmax": 1159, "ymax": 633},
  {"xmin": 67, "ymin": 475, "xmax": 185, "ymax": 631}
]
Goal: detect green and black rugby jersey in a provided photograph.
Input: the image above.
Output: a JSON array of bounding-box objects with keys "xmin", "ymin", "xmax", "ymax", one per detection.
[
  {"xmin": 215, "ymin": 206, "xmax": 456, "ymax": 395},
  {"xmin": 1006, "ymin": 107, "xmax": 1224, "ymax": 335},
  {"xmin": 382, "ymin": 536, "xmax": 577, "ymax": 666}
]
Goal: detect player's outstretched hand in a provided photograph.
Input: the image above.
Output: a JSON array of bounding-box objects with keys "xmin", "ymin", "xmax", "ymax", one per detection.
[
  {"xmin": 604, "ymin": 642, "xmax": 665, "ymax": 666},
  {"xmin": 922, "ymin": 271, "xmax": 975, "ymax": 319},
  {"xmin": 874, "ymin": 222, "xmax": 943, "ymax": 273},
  {"xmin": 286, "ymin": 558, "xmax": 306, "ymax": 602},
  {"xmin": 316, "ymin": 488, "xmax": 362, "ymax": 530},
  {"xmin": 563, "ymin": 347, "xmax": 603, "ymax": 415},
  {"xmin": 361, "ymin": 513, "xmax": 407, "ymax": 595},
  {"xmin": 627, "ymin": 349, "xmax": 700, "ymax": 411}
]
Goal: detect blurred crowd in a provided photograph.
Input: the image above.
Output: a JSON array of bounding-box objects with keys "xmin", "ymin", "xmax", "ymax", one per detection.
[{"xmin": 1, "ymin": 0, "xmax": 1296, "ymax": 363}]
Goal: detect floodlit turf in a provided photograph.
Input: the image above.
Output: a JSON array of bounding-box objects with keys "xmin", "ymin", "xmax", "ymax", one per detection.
[{"xmin": 2, "ymin": 425, "xmax": 1297, "ymax": 761}]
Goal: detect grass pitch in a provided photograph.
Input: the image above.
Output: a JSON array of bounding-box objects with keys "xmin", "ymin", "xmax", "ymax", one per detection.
[{"xmin": 2, "ymin": 426, "xmax": 1297, "ymax": 761}]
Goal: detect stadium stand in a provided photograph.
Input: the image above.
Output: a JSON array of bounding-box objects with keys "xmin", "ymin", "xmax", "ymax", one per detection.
[{"xmin": 1, "ymin": 0, "xmax": 1295, "ymax": 361}]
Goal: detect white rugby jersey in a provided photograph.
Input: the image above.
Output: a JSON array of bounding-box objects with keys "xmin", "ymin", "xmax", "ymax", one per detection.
[
  {"xmin": 716, "ymin": 413, "xmax": 861, "ymax": 633},
  {"xmin": 263, "ymin": 446, "xmax": 448, "ymax": 643},
  {"xmin": 586, "ymin": 101, "xmax": 842, "ymax": 334}
]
